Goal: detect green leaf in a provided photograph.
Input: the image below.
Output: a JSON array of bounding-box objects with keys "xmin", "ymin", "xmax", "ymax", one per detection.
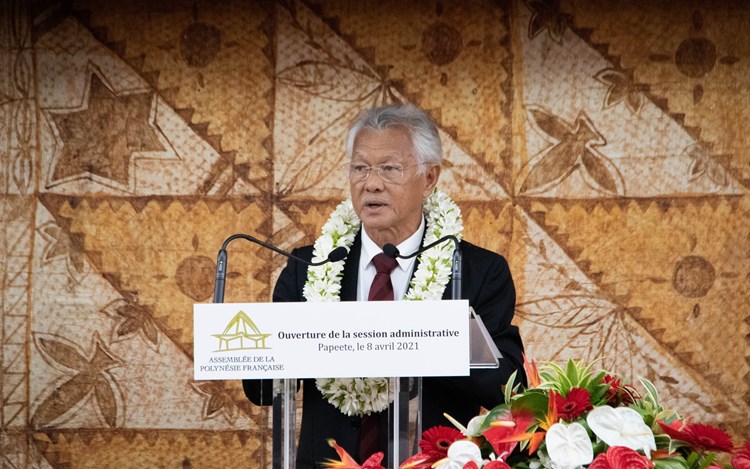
[
  {"xmin": 654, "ymin": 434, "xmax": 673, "ymax": 450},
  {"xmin": 504, "ymin": 370, "xmax": 518, "ymax": 404},
  {"xmin": 590, "ymin": 438, "xmax": 606, "ymax": 454},
  {"xmin": 511, "ymin": 391, "xmax": 549, "ymax": 419},
  {"xmin": 639, "ymin": 377, "xmax": 662, "ymax": 410},
  {"xmin": 566, "ymin": 359, "xmax": 578, "ymax": 385},
  {"xmin": 697, "ymin": 452, "xmax": 716, "ymax": 469},
  {"xmin": 589, "ymin": 383, "xmax": 610, "ymax": 405},
  {"xmin": 654, "ymin": 456, "xmax": 690, "ymax": 469}
]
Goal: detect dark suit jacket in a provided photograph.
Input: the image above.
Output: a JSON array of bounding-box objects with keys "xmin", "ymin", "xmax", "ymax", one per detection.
[{"xmin": 243, "ymin": 233, "xmax": 526, "ymax": 468}]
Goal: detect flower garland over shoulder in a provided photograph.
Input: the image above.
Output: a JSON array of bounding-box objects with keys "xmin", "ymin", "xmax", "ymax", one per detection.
[{"xmin": 304, "ymin": 188, "xmax": 463, "ymax": 417}]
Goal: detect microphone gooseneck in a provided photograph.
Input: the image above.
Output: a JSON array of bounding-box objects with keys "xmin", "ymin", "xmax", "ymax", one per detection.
[
  {"xmin": 213, "ymin": 234, "xmax": 349, "ymax": 303},
  {"xmin": 383, "ymin": 235, "xmax": 459, "ymax": 260},
  {"xmin": 382, "ymin": 235, "xmax": 463, "ymax": 300}
]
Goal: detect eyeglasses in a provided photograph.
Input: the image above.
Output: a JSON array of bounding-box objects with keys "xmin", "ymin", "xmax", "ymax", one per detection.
[{"xmin": 344, "ymin": 162, "xmax": 427, "ymax": 183}]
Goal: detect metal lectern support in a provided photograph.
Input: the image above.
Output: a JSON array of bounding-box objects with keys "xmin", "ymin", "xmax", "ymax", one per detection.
[
  {"xmin": 272, "ymin": 379, "xmax": 296, "ymax": 469},
  {"xmin": 388, "ymin": 377, "xmax": 410, "ymax": 468},
  {"xmin": 388, "ymin": 377, "xmax": 424, "ymax": 468}
]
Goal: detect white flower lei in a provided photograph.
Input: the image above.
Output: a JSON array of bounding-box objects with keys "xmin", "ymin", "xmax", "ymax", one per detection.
[{"xmin": 305, "ymin": 188, "xmax": 463, "ymax": 417}]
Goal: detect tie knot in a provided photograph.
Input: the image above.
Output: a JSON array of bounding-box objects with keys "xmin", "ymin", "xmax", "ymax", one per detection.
[{"xmin": 372, "ymin": 252, "xmax": 398, "ymax": 274}]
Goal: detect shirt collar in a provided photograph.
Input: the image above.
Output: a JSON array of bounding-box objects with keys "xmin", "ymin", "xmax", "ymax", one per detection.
[{"xmin": 361, "ymin": 216, "xmax": 425, "ymax": 271}]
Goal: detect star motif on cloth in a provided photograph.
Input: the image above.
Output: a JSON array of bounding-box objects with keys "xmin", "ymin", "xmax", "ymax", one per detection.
[{"xmin": 48, "ymin": 72, "xmax": 165, "ymax": 188}]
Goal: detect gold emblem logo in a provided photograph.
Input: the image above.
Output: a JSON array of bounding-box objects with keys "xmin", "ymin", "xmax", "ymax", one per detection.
[{"xmin": 213, "ymin": 310, "xmax": 271, "ymax": 351}]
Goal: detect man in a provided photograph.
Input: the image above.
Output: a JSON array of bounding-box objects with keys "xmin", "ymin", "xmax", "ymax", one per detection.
[{"xmin": 244, "ymin": 104, "xmax": 525, "ymax": 468}]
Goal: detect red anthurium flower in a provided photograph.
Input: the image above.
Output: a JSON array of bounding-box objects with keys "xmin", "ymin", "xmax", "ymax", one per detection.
[
  {"xmin": 361, "ymin": 453, "xmax": 386, "ymax": 469},
  {"xmin": 419, "ymin": 425, "xmax": 463, "ymax": 459},
  {"xmin": 554, "ymin": 387, "xmax": 593, "ymax": 420},
  {"xmin": 399, "ymin": 453, "xmax": 433, "ymax": 469},
  {"xmin": 658, "ymin": 420, "xmax": 734, "ymax": 453},
  {"xmin": 483, "ymin": 461, "xmax": 512, "ymax": 469},
  {"xmin": 732, "ymin": 441, "xmax": 750, "ymax": 469},
  {"xmin": 588, "ymin": 446, "xmax": 654, "ymax": 469},
  {"xmin": 482, "ymin": 409, "xmax": 536, "ymax": 459},
  {"xmin": 459, "ymin": 461, "xmax": 512, "ymax": 469}
]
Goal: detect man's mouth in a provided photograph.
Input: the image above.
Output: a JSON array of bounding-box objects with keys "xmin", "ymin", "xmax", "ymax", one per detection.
[{"xmin": 363, "ymin": 200, "xmax": 388, "ymax": 210}]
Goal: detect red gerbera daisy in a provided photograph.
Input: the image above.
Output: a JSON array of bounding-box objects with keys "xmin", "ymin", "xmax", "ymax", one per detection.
[
  {"xmin": 554, "ymin": 387, "xmax": 593, "ymax": 420},
  {"xmin": 418, "ymin": 425, "xmax": 463, "ymax": 458},
  {"xmin": 658, "ymin": 420, "xmax": 734, "ymax": 453}
]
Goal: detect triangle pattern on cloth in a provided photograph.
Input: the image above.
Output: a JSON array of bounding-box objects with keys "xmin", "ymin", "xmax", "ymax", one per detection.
[
  {"xmin": 29, "ymin": 202, "xmax": 252, "ymax": 430},
  {"xmin": 514, "ymin": 0, "xmax": 745, "ymax": 198},
  {"xmin": 511, "ymin": 206, "xmax": 749, "ymax": 423}
]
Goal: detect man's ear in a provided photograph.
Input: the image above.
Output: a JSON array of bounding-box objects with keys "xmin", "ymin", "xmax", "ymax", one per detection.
[{"xmin": 422, "ymin": 165, "xmax": 441, "ymax": 197}]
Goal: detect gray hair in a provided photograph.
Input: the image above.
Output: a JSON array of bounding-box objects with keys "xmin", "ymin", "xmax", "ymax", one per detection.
[{"xmin": 346, "ymin": 104, "xmax": 443, "ymax": 170}]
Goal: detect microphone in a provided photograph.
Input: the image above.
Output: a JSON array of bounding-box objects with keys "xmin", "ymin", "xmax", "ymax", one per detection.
[
  {"xmin": 383, "ymin": 235, "xmax": 462, "ymax": 300},
  {"xmin": 213, "ymin": 234, "xmax": 348, "ymax": 303}
]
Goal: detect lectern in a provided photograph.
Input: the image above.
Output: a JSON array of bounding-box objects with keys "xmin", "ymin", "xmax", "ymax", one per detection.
[{"xmin": 268, "ymin": 307, "xmax": 501, "ymax": 469}]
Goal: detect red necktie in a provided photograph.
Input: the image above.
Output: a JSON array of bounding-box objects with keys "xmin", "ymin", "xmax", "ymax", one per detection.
[
  {"xmin": 368, "ymin": 253, "xmax": 398, "ymax": 301},
  {"xmin": 359, "ymin": 253, "xmax": 398, "ymax": 461}
]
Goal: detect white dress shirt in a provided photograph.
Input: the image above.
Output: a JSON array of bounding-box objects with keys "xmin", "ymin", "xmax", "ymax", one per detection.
[{"xmin": 357, "ymin": 217, "xmax": 426, "ymax": 301}]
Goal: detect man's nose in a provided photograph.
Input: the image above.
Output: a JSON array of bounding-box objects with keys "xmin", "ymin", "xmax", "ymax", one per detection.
[{"xmin": 363, "ymin": 169, "xmax": 386, "ymax": 190}]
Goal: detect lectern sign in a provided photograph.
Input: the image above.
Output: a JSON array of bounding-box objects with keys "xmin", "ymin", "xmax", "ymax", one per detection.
[{"xmin": 193, "ymin": 300, "xmax": 469, "ymax": 380}]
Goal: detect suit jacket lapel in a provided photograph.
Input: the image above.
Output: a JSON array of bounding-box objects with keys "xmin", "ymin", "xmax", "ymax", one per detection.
[{"xmin": 340, "ymin": 232, "xmax": 361, "ymax": 301}]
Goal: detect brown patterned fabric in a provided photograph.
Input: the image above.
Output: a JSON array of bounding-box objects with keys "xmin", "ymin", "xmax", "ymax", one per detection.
[{"xmin": 1, "ymin": 0, "xmax": 748, "ymax": 467}]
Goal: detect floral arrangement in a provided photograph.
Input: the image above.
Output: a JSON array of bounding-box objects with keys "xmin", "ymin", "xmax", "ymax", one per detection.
[
  {"xmin": 306, "ymin": 189, "xmax": 463, "ymax": 417},
  {"xmin": 322, "ymin": 357, "xmax": 748, "ymax": 469}
]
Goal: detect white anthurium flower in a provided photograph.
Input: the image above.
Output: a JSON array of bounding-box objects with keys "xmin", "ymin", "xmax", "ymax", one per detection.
[
  {"xmin": 443, "ymin": 413, "xmax": 486, "ymax": 437},
  {"xmin": 434, "ymin": 440, "xmax": 484, "ymax": 469},
  {"xmin": 465, "ymin": 415, "xmax": 487, "ymax": 437},
  {"xmin": 545, "ymin": 422, "xmax": 593, "ymax": 468},
  {"xmin": 587, "ymin": 405, "xmax": 656, "ymax": 458}
]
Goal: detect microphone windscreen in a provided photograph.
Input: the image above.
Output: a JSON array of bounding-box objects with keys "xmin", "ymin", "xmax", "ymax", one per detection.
[
  {"xmin": 383, "ymin": 243, "xmax": 400, "ymax": 258},
  {"xmin": 328, "ymin": 246, "xmax": 349, "ymax": 262}
]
